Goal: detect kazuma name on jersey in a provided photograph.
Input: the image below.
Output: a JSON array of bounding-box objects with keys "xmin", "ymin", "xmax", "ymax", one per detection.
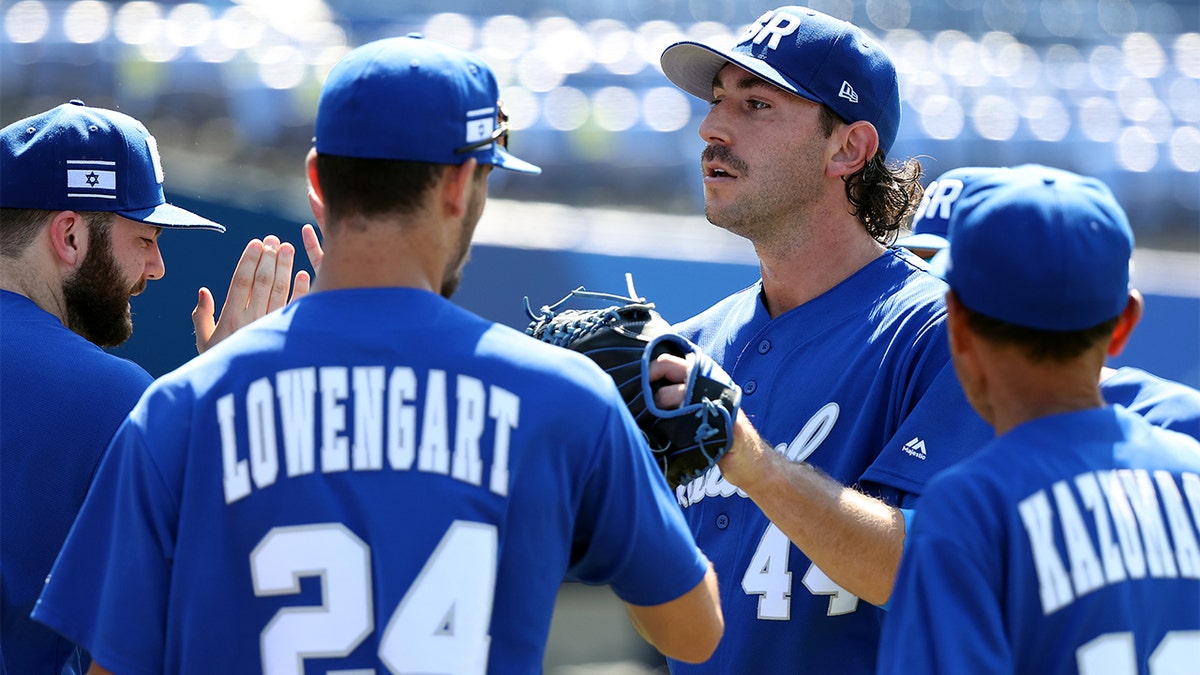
[
  {"xmin": 1020, "ymin": 469, "xmax": 1200, "ymax": 615},
  {"xmin": 218, "ymin": 366, "xmax": 519, "ymax": 504}
]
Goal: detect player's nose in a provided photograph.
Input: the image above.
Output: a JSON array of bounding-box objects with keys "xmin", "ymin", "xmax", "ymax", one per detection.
[{"xmin": 145, "ymin": 239, "xmax": 166, "ymax": 281}]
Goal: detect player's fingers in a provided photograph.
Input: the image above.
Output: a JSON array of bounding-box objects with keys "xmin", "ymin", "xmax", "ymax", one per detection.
[
  {"xmin": 266, "ymin": 242, "xmax": 296, "ymax": 313},
  {"xmin": 225, "ymin": 239, "xmax": 265, "ymax": 313},
  {"xmin": 245, "ymin": 238, "xmax": 280, "ymax": 318},
  {"xmin": 653, "ymin": 383, "xmax": 688, "ymax": 410},
  {"xmin": 648, "ymin": 353, "xmax": 690, "ymax": 384},
  {"xmin": 192, "ymin": 287, "xmax": 217, "ymax": 354},
  {"xmin": 290, "ymin": 270, "xmax": 312, "ymax": 303},
  {"xmin": 301, "ymin": 223, "xmax": 324, "ymax": 273}
]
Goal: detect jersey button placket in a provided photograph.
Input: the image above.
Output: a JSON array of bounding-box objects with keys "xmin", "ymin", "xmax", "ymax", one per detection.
[{"xmin": 716, "ymin": 513, "xmax": 730, "ymax": 529}]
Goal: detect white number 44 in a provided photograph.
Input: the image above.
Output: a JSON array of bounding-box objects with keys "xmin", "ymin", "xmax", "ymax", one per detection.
[{"xmin": 741, "ymin": 523, "xmax": 860, "ymax": 619}]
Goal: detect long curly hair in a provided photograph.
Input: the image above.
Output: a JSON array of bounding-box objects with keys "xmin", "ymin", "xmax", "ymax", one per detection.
[{"xmin": 818, "ymin": 107, "xmax": 924, "ymax": 244}]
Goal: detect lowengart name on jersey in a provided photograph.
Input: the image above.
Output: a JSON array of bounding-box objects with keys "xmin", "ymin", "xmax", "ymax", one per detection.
[
  {"xmin": 1021, "ymin": 469, "xmax": 1200, "ymax": 615},
  {"xmin": 217, "ymin": 366, "xmax": 518, "ymax": 504}
]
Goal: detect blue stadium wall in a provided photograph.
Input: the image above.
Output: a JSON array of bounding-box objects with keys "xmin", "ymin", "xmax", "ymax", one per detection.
[{"xmin": 112, "ymin": 196, "xmax": 1200, "ymax": 390}]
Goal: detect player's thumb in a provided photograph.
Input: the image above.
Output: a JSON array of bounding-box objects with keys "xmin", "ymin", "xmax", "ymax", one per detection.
[{"xmin": 192, "ymin": 287, "xmax": 217, "ymax": 354}]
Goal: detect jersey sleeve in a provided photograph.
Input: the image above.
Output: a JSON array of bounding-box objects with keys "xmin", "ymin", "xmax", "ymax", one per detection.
[
  {"xmin": 877, "ymin": 471, "xmax": 1012, "ymax": 675},
  {"xmin": 863, "ymin": 358, "xmax": 995, "ymax": 501},
  {"xmin": 32, "ymin": 387, "xmax": 185, "ymax": 675},
  {"xmin": 564, "ymin": 397, "xmax": 709, "ymax": 607}
]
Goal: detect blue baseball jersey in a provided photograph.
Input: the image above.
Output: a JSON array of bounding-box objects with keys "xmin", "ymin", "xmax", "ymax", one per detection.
[
  {"xmin": 0, "ymin": 290, "xmax": 153, "ymax": 675},
  {"xmin": 32, "ymin": 288, "xmax": 708, "ymax": 675},
  {"xmin": 666, "ymin": 249, "xmax": 993, "ymax": 674},
  {"xmin": 879, "ymin": 405, "xmax": 1200, "ymax": 674},
  {"xmin": 1102, "ymin": 366, "xmax": 1200, "ymax": 441}
]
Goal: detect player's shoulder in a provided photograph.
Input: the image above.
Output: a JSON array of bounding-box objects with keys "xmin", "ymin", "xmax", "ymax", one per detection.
[
  {"xmin": 1104, "ymin": 367, "xmax": 1200, "ymax": 441},
  {"xmin": 1103, "ymin": 366, "xmax": 1200, "ymax": 403},
  {"xmin": 876, "ymin": 248, "xmax": 950, "ymax": 312},
  {"xmin": 1114, "ymin": 403, "xmax": 1200, "ymax": 464}
]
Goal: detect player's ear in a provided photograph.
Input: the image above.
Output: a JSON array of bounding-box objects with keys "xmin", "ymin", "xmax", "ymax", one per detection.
[
  {"xmin": 1106, "ymin": 289, "xmax": 1144, "ymax": 358},
  {"xmin": 441, "ymin": 158, "xmax": 478, "ymax": 217},
  {"xmin": 305, "ymin": 148, "xmax": 327, "ymax": 228},
  {"xmin": 47, "ymin": 210, "xmax": 86, "ymax": 268},
  {"xmin": 944, "ymin": 290, "xmax": 972, "ymax": 358},
  {"xmin": 827, "ymin": 121, "xmax": 878, "ymax": 178}
]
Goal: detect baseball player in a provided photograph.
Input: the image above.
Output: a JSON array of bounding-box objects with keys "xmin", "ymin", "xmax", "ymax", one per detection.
[
  {"xmin": 897, "ymin": 166, "xmax": 996, "ymax": 261},
  {"xmin": 917, "ymin": 166, "xmax": 1200, "ymax": 440},
  {"xmin": 32, "ymin": 36, "xmax": 722, "ymax": 674},
  {"xmin": 652, "ymin": 6, "xmax": 994, "ymax": 673},
  {"xmin": 878, "ymin": 164, "xmax": 1200, "ymax": 673},
  {"xmin": 0, "ymin": 101, "xmax": 302, "ymax": 675}
]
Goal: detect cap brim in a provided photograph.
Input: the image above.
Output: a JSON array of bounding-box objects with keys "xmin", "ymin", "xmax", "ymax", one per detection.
[
  {"xmin": 492, "ymin": 146, "xmax": 541, "ymax": 174},
  {"xmin": 926, "ymin": 249, "xmax": 950, "ymax": 280},
  {"xmin": 894, "ymin": 233, "xmax": 948, "ymax": 251},
  {"xmin": 660, "ymin": 41, "xmax": 821, "ymax": 107},
  {"xmin": 118, "ymin": 202, "xmax": 225, "ymax": 232}
]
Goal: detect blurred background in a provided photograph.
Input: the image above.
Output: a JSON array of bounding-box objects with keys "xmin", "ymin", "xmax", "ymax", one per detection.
[{"xmin": 2, "ymin": 1, "xmax": 1198, "ymax": 672}]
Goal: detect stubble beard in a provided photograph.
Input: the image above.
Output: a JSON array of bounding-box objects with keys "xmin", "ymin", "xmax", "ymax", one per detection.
[
  {"xmin": 441, "ymin": 177, "xmax": 487, "ymax": 299},
  {"xmin": 62, "ymin": 223, "xmax": 142, "ymax": 347},
  {"xmin": 701, "ymin": 139, "xmax": 827, "ymax": 249}
]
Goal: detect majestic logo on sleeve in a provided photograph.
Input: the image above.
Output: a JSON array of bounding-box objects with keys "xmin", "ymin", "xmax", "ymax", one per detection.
[{"xmin": 902, "ymin": 437, "xmax": 927, "ymax": 460}]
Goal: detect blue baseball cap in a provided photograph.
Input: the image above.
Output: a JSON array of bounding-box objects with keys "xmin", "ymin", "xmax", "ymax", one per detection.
[
  {"xmin": 897, "ymin": 166, "xmax": 997, "ymax": 252},
  {"xmin": 0, "ymin": 100, "xmax": 223, "ymax": 231},
  {"xmin": 314, "ymin": 34, "xmax": 540, "ymax": 175},
  {"xmin": 660, "ymin": 6, "xmax": 901, "ymax": 155},
  {"xmin": 943, "ymin": 164, "xmax": 1134, "ymax": 331}
]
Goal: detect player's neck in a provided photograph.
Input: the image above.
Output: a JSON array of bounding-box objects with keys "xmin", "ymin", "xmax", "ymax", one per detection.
[
  {"xmin": 0, "ymin": 257, "xmax": 68, "ymax": 324},
  {"xmin": 309, "ymin": 216, "xmax": 445, "ymax": 294},
  {"xmin": 755, "ymin": 218, "xmax": 886, "ymax": 318},
  {"xmin": 986, "ymin": 351, "xmax": 1108, "ymax": 436}
]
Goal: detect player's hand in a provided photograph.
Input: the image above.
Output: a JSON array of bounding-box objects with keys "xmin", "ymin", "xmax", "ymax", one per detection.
[
  {"xmin": 650, "ymin": 350, "xmax": 764, "ymax": 487},
  {"xmin": 301, "ymin": 222, "xmax": 324, "ymax": 275},
  {"xmin": 648, "ymin": 351, "xmax": 692, "ymax": 409},
  {"xmin": 714, "ymin": 409, "xmax": 773, "ymax": 491},
  {"xmin": 192, "ymin": 235, "xmax": 311, "ymax": 354},
  {"xmin": 649, "ymin": 353, "xmax": 764, "ymax": 484}
]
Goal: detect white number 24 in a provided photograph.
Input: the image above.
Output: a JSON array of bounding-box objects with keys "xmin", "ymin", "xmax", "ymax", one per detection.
[{"xmin": 250, "ymin": 520, "xmax": 498, "ymax": 674}]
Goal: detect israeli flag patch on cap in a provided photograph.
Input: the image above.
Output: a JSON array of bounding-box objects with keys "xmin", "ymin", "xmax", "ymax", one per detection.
[
  {"xmin": 464, "ymin": 107, "xmax": 496, "ymax": 145},
  {"xmin": 66, "ymin": 160, "xmax": 117, "ymax": 199}
]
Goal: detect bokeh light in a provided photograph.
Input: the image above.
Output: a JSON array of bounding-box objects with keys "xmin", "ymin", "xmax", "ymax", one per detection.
[
  {"xmin": 64, "ymin": 0, "xmax": 111, "ymax": 44},
  {"xmin": 1116, "ymin": 126, "xmax": 1159, "ymax": 172},
  {"xmin": 643, "ymin": 86, "xmax": 692, "ymax": 132},
  {"xmin": 543, "ymin": 86, "xmax": 590, "ymax": 131},
  {"xmin": 5, "ymin": 1, "xmax": 50, "ymax": 44},
  {"xmin": 971, "ymin": 95, "xmax": 1020, "ymax": 140}
]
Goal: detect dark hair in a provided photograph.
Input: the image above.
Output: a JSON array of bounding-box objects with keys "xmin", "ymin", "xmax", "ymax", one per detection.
[
  {"xmin": 315, "ymin": 154, "xmax": 442, "ymax": 225},
  {"xmin": 817, "ymin": 107, "xmax": 924, "ymax": 244},
  {"xmin": 1, "ymin": 209, "xmax": 114, "ymax": 258},
  {"xmin": 961, "ymin": 301, "xmax": 1119, "ymax": 362}
]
